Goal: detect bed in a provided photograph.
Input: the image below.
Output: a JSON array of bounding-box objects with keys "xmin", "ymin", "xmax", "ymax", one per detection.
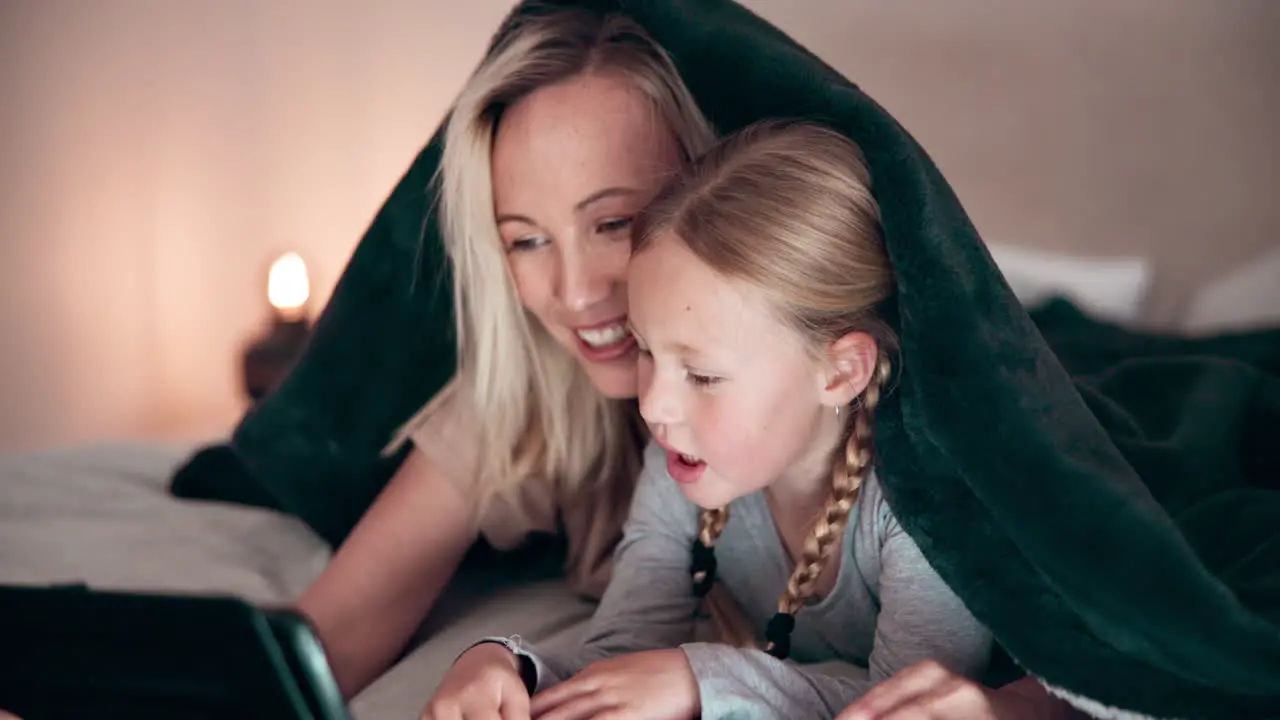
[{"xmin": 2, "ymin": 245, "xmax": 1277, "ymax": 718}]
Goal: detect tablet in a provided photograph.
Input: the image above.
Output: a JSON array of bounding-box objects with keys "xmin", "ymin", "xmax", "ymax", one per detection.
[{"xmin": 0, "ymin": 583, "xmax": 351, "ymax": 720}]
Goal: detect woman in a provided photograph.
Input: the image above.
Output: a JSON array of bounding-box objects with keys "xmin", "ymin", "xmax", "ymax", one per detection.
[
  {"xmin": 300, "ymin": 7, "xmax": 1078, "ymax": 719},
  {"xmin": 295, "ymin": 8, "xmax": 714, "ymax": 701}
]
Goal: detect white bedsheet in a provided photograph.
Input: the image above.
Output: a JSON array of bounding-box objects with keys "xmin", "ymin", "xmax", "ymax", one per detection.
[
  {"xmin": 0, "ymin": 443, "xmax": 328, "ymax": 602},
  {"xmin": 0, "ymin": 443, "xmax": 594, "ymax": 719}
]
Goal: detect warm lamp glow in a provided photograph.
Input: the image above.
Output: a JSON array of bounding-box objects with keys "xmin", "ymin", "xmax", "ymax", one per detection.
[
  {"xmin": 267, "ymin": 252, "xmax": 309, "ymax": 319},
  {"xmin": 244, "ymin": 251, "xmax": 313, "ymax": 400}
]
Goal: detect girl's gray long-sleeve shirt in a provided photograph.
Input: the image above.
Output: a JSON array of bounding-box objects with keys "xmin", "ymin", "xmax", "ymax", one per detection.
[{"xmin": 509, "ymin": 441, "xmax": 992, "ymax": 719}]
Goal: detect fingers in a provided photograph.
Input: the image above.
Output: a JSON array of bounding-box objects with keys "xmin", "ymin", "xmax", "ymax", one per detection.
[
  {"xmin": 871, "ymin": 709, "xmax": 930, "ymax": 720},
  {"xmin": 531, "ymin": 673, "xmax": 622, "ymax": 720},
  {"xmin": 423, "ymin": 699, "xmax": 526, "ymax": 720},
  {"xmin": 837, "ymin": 660, "xmax": 953, "ymax": 720},
  {"xmin": 421, "ymin": 700, "xmax": 502, "ymax": 720},
  {"xmin": 421, "ymin": 656, "xmax": 531, "ymax": 720},
  {"xmin": 420, "ymin": 698, "xmax": 460, "ymax": 720},
  {"xmin": 918, "ymin": 675, "xmax": 989, "ymax": 716},
  {"xmin": 838, "ymin": 660, "xmax": 996, "ymax": 720},
  {"xmin": 534, "ymin": 700, "xmax": 616, "ymax": 720},
  {"xmin": 878, "ymin": 676, "xmax": 990, "ymax": 720},
  {"xmin": 501, "ymin": 680, "xmax": 533, "ymax": 720},
  {"xmin": 532, "ymin": 692, "xmax": 617, "ymax": 720},
  {"xmin": 529, "ymin": 674, "xmax": 599, "ymax": 717},
  {"xmin": 500, "ymin": 704, "xmax": 530, "ymax": 720}
]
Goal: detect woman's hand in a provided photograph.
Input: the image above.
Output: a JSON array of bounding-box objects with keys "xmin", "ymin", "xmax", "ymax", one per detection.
[
  {"xmin": 529, "ymin": 649, "xmax": 700, "ymax": 720},
  {"xmin": 421, "ymin": 643, "xmax": 531, "ymax": 720},
  {"xmin": 837, "ymin": 660, "xmax": 1077, "ymax": 720}
]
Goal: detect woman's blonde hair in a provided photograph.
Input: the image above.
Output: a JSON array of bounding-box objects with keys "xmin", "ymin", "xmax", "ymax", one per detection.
[
  {"xmin": 633, "ymin": 120, "xmax": 898, "ymax": 653},
  {"xmin": 390, "ymin": 10, "xmax": 715, "ymax": 508}
]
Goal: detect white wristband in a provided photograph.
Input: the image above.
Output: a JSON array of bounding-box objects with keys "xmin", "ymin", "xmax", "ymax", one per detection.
[{"xmin": 458, "ymin": 635, "xmax": 536, "ymax": 693}]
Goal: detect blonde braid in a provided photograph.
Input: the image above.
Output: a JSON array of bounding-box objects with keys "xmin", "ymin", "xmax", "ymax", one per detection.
[
  {"xmin": 765, "ymin": 358, "xmax": 892, "ymax": 657},
  {"xmin": 691, "ymin": 506, "xmax": 729, "ymax": 592},
  {"xmin": 690, "ymin": 505, "xmax": 760, "ymax": 645},
  {"xmin": 698, "ymin": 507, "xmax": 730, "ymax": 550}
]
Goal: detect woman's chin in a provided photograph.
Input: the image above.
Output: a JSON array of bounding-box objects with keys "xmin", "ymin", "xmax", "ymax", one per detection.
[{"xmin": 580, "ymin": 359, "xmax": 640, "ymax": 400}]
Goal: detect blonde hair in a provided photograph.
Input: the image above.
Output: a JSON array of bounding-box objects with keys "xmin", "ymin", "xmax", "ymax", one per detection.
[
  {"xmin": 389, "ymin": 10, "xmax": 714, "ymax": 509},
  {"xmin": 634, "ymin": 120, "xmax": 898, "ymax": 655}
]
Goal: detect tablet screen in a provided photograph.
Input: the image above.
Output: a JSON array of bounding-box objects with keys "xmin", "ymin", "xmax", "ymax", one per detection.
[{"xmin": 0, "ymin": 584, "xmax": 351, "ymax": 720}]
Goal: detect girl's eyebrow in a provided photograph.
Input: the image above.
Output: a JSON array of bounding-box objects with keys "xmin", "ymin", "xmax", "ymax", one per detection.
[{"xmin": 629, "ymin": 321, "xmax": 709, "ymax": 362}]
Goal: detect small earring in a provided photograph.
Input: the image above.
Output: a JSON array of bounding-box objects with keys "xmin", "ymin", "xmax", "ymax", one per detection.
[{"xmin": 835, "ymin": 405, "xmax": 841, "ymax": 420}]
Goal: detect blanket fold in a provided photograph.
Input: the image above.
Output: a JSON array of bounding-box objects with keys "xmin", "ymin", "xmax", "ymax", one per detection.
[{"xmin": 171, "ymin": 1, "xmax": 1280, "ymax": 715}]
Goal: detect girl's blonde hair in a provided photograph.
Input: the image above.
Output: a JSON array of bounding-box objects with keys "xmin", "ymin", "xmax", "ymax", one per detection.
[
  {"xmin": 634, "ymin": 120, "xmax": 898, "ymax": 654},
  {"xmin": 390, "ymin": 10, "xmax": 715, "ymax": 508}
]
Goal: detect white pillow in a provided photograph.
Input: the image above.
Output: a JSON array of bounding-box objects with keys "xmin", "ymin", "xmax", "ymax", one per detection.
[
  {"xmin": 1182, "ymin": 246, "xmax": 1280, "ymax": 335},
  {"xmin": 985, "ymin": 243, "xmax": 1153, "ymax": 325}
]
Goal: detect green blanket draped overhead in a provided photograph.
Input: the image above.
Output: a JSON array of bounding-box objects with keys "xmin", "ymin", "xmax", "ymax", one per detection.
[{"xmin": 171, "ymin": 1, "xmax": 1280, "ymax": 716}]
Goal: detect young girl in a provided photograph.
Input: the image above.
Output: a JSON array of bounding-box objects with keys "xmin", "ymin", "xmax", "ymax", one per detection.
[{"xmin": 423, "ymin": 121, "xmax": 994, "ymax": 719}]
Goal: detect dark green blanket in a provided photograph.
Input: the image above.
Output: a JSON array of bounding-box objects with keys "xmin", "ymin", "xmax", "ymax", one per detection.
[
  {"xmin": 933, "ymin": 299, "xmax": 1280, "ymax": 717},
  {"xmin": 171, "ymin": 0, "xmax": 1280, "ymax": 716}
]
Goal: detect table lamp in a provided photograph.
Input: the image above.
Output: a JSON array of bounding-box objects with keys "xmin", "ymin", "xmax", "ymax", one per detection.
[{"xmin": 242, "ymin": 252, "xmax": 312, "ymax": 401}]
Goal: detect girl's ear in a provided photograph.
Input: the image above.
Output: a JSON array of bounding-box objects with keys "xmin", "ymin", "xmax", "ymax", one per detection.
[{"xmin": 819, "ymin": 331, "xmax": 879, "ymax": 407}]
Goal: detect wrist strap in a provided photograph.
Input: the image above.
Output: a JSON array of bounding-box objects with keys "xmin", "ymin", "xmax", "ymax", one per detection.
[{"xmin": 465, "ymin": 636, "xmax": 537, "ymax": 694}]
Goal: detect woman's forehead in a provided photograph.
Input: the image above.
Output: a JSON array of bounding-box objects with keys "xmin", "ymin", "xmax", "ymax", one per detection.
[{"xmin": 491, "ymin": 73, "xmax": 680, "ymax": 213}]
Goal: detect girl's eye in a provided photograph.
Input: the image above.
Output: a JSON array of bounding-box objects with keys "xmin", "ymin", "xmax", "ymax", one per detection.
[
  {"xmin": 596, "ymin": 217, "xmax": 633, "ymax": 234},
  {"xmin": 508, "ymin": 235, "xmax": 549, "ymax": 253},
  {"xmin": 687, "ymin": 372, "xmax": 723, "ymax": 388}
]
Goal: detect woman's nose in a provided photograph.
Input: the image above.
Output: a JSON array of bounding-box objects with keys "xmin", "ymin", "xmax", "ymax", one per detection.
[{"xmin": 556, "ymin": 236, "xmax": 626, "ymax": 312}]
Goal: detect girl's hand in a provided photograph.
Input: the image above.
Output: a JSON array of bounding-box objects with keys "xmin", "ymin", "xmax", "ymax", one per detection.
[
  {"xmin": 421, "ymin": 643, "xmax": 531, "ymax": 720},
  {"xmin": 530, "ymin": 649, "xmax": 700, "ymax": 720},
  {"xmin": 837, "ymin": 660, "xmax": 1070, "ymax": 720}
]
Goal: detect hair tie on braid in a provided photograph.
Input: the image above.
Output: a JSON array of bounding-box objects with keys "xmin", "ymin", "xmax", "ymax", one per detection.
[
  {"xmin": 691, "ymin": 537, "xmax": 718, "ymax": 597},
  {"xmin": 764, "ymin": 356, "xmax": 893, "ymax": 660},
  {"xmin": 691, "ymin": 507, "xmax": 729, "ymax": 601},
  {"xmin": 764, "ymin": 611, "xmax": 796, "ymax": 659}
]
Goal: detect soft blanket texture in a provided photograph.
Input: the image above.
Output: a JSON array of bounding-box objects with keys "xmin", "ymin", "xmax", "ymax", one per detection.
[{"xmin": 170, "ymin": 0, "xmax": 1280, "ymax": 716}]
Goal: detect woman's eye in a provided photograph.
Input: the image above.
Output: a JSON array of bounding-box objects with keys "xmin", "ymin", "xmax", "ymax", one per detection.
[
  {"xmin": 509, "ymin": 235, "xmax": 549, "ymax": 252},
  {"xmin": 595, "ymin": 217, "xmax": 633, "ymax": 234},
  {"xmin": 687, "ymin": 372, "xmax": 723, "ymax": 388}
]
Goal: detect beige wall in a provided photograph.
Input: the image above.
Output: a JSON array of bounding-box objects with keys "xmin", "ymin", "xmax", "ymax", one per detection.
[
  {"xmin": 773, "ymin": 0, "xmax": 1280, "ymax": 324},
  {"xmin": 0, "ymin": 0, "xmax": 1276, "ymax": 450}
]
